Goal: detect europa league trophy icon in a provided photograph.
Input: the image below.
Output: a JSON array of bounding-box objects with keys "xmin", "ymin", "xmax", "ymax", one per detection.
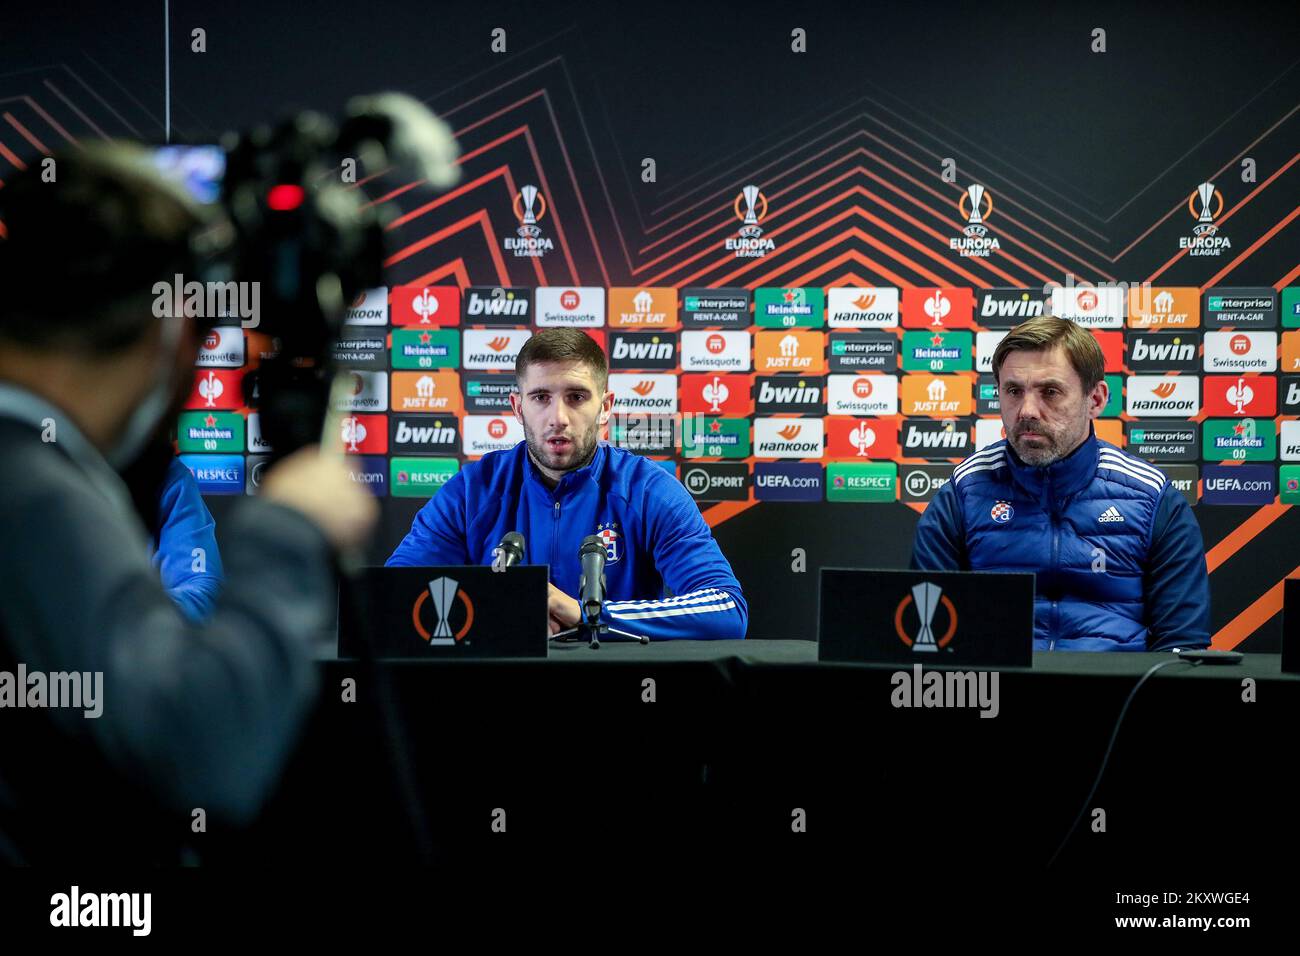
[
  {"xmin": 742, "ymin": 185, "xmax": 760, "ymax": 226},
  {"xmin": 964, "ymin": 184, "xmax": 987, "ymax": 237},
  {"xmin": 911, "ymin": 581, "xmax": 941, "ymax": 652},
  {"xmin": 738, "ymin": 184, "xmax": 765, "ymax": 238},
  {"xmin": 1193, "ymin": 182, "xmax": 1218, "ymax": 236},
  {"xmin": 427, "ymin": 576, "xmax": 458, "ymax": 640},
  {"xmin": 517, "ymin": 184, "xmax": 542, "ymax": 238}
]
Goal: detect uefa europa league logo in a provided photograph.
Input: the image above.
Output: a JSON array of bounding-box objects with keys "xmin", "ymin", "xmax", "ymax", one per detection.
[
  {"xmin": 910, "ymin": 582, "xmax": 941, "ymax": 652},
  {"xmin": 515, "ymin": 184, "xmax": 546, "ymax": 238},
  {"xmin": 961, "ymin": 184, "xmax": 991, "ymax": 238},
  {"xmin": 428, "ymin": 576, "xmax": 458, "ymax": 640},
  {"xmin": 1191, "ymin": 182, "xmax": 1221, "ymax": 236},
  {"xmin": 735, "ymin": 184, "xmax": 768, "ymax": 238}
]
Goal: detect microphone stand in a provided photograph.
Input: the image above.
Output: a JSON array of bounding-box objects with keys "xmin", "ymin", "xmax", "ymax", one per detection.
[{"xmin": 551, "ymin": 605, "xmax": 650, "ymax": 649}]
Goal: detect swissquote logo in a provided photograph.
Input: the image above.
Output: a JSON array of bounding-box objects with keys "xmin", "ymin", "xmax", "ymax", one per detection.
[
  {"xmin": 727, "ymin": 184, "xmax": 775, "ymax": 258},
  {"xmin": 949, "ymin": 184, "xmax": 1000, "ymax": 257},
  {"xmin": 412, "ymin": 577, "xmax": 475, "ymax": 645},
  {"xmin": 827, "ymin": 373, "xmax": 897, "ymax": 415},
  {"xmin": 681, "ymin": 330, "xmax": 750, "ymax": 371},
  {"xmin": 895, "ymin": 581, "xmax": 957, "ymax": 652},
  {"xmin": 196, "ymin": 327, "xmax": 244, "ymax": 367},
  {"xmin": 535, "ymin": 287, "xmax": 604, "ymax": 327},
  {"xmin": 1049, "ymin": 284, "xmax": 1124, "ymax": 328},
  {"xmin": 462, "ymin": 415, "xmax": 522, "ymax": 455},
  {"xmin": 1180, "ymin": 182, "xmax": 1231, "ymax": 257},
  {"xmin": 1202, "ymin": 331, "xmax": 1277, "ymax": 373},
  {"xmin": 505, "ymin": 184, "xmax": 554, "ymax": 257}
]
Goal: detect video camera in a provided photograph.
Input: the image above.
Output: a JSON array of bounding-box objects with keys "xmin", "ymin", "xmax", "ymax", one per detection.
[{"xmin": 154, "ymin": 93, "xmax": 460, "ymax": 461}]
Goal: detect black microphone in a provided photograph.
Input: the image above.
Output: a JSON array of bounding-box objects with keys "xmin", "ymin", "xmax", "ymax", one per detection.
[
  {"xmin": 578, "ymin": 535, "xmax": 608, "ymax": 625},
  {"xmin": 494, "ymin": 531, "xmax": 525, "ymax": 569}
]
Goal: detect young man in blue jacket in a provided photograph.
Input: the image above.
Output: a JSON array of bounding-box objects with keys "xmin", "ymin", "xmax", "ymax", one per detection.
[
  {"xmin": 387, "ymin": 328, "xmax": 748, "ymax": 640},
  {"xmin": 153, "ymin": 456, "xmax": 225, "ymax": 622},
  {"xmin": 911, "ymin": 315, "xmax": 1210, "ymax": 651}
]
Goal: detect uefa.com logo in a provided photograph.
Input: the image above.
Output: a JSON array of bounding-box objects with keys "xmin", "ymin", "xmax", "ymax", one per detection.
[
  {"xmin": 726, "ymin": 184, "xmax": 776, "ymax": 259},
  {"xmin": 504, "ymin": 184, "xmax": 554, "ymax": 258},
  {"xmin": 153, "ymin": 274, "xmax": 260, "ymax": 328}
]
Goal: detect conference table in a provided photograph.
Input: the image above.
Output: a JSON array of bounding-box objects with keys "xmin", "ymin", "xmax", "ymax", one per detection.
[{"xmin": 234, "ymin": 640, "xmax": 1297, "ymax": 898}]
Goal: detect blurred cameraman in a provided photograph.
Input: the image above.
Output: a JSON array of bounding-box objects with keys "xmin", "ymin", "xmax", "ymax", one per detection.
[{"xmin": 0, "ymin": 144, "xmax": 377, "ymax": 864}]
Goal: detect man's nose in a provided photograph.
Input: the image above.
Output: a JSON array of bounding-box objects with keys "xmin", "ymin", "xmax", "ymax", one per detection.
[
  {"xmin": 549, "ymin": 402, "xmax": 570, "ymax": 429},
  {"xmin": 1018, "ymin": 392, "xmax": 1043, "ymax": 421}
]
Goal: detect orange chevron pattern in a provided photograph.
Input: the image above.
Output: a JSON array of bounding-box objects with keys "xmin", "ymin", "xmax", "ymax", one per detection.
[{"xmin": 2, "ymin": 50, "xmax": 1298, "ymax": 649}]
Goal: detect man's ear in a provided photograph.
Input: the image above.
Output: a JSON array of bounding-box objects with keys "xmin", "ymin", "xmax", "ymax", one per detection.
[
  {"xmin": 1087, "ymin": 378, "xmax": 1109, "ymax": 419},
  {"xmin": 597, "ymin": 387, "xmax": 614, "ymax": 426},
  {"xmin": 509, "ymin": 390, "xmax": 524, "ymax": 424}
]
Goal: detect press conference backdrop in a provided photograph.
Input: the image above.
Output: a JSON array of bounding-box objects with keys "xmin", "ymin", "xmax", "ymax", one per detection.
[{"xmin": 2, "ymin": 0, "xmax": 1298, "ymax": 648}]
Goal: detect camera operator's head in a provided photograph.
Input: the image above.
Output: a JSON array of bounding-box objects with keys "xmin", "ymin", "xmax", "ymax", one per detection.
[{"xmin": 0, "ymin": 143, "xmax": 204, "ymax": 465}]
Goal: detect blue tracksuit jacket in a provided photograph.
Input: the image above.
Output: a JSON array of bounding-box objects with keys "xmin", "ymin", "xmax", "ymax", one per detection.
[
  {"xmin": 911, "ymin": 428, "xmax": 1210, "ymax": 651},
  {"xmin": 386, "ymin": 441, "xmax": 748, "ymax": 640},
  {"xmin": 154, "ymin": 457, "xmax": 224, "ymax": 622}
]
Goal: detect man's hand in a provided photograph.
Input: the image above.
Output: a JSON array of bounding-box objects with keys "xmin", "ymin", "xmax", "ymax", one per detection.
[
  {"xmin": 260, "ymin": 445, "xmax": 379, "ymax": 552},
  {"xmin": 547, "ymin": 582, "xmax": 581, "ymax": 636}
]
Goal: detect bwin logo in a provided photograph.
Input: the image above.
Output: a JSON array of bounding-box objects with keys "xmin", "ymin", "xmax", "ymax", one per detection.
[
  {"xmin": 396, "ymin": 421, "xmax": 455, "ymax": 445},
  {"xmin": 467, "ymin": 290, "xmax": 528, "ymax": 317},
  {"xmin": 758, "ymin": 380, "xmax": 820, "ymax": 404},
  {"xmin": 1131, "ymin": 337, "xmax": 1195, "ymax": 363},
  {"xmin": 612, "ymin": 337, "xmax": 673, "ymax": 361}
]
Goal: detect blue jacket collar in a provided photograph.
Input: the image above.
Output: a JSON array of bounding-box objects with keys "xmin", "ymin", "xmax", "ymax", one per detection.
[
  {"xmin": 1004, "ymin": 424, "xmax": 1099, "ymax": 510},
  {"xmin": 522, "ymin": 440, "xmax": 609, "ymax": 500}
]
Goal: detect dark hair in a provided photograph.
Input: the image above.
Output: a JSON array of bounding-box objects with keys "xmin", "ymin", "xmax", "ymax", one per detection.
[
  {"xmin": 515, "ymin": 328, "xmax": 608, "ymax": 388},
  {"xmin": 991, "ymin": 315, "xmax": 1105, "ymax": 392},
  {"xmin": 0, "ymin": 143, "xmax": 202, "ymax": 353}
]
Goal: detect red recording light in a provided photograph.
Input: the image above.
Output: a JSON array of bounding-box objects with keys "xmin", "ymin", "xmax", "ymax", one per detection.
[{"xmin": 266, "ymin": 184, "xmax": 305, "ymax": 211}]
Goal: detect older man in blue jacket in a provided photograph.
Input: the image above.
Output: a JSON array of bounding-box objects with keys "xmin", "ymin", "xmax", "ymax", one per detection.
[
  {"xmin": 388, "ymin": 328, "xmax": 747, "ymax": 640},
  {"xmin": 912, "ymin": 315, "xmax": 1210, "ymax": 651}
]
